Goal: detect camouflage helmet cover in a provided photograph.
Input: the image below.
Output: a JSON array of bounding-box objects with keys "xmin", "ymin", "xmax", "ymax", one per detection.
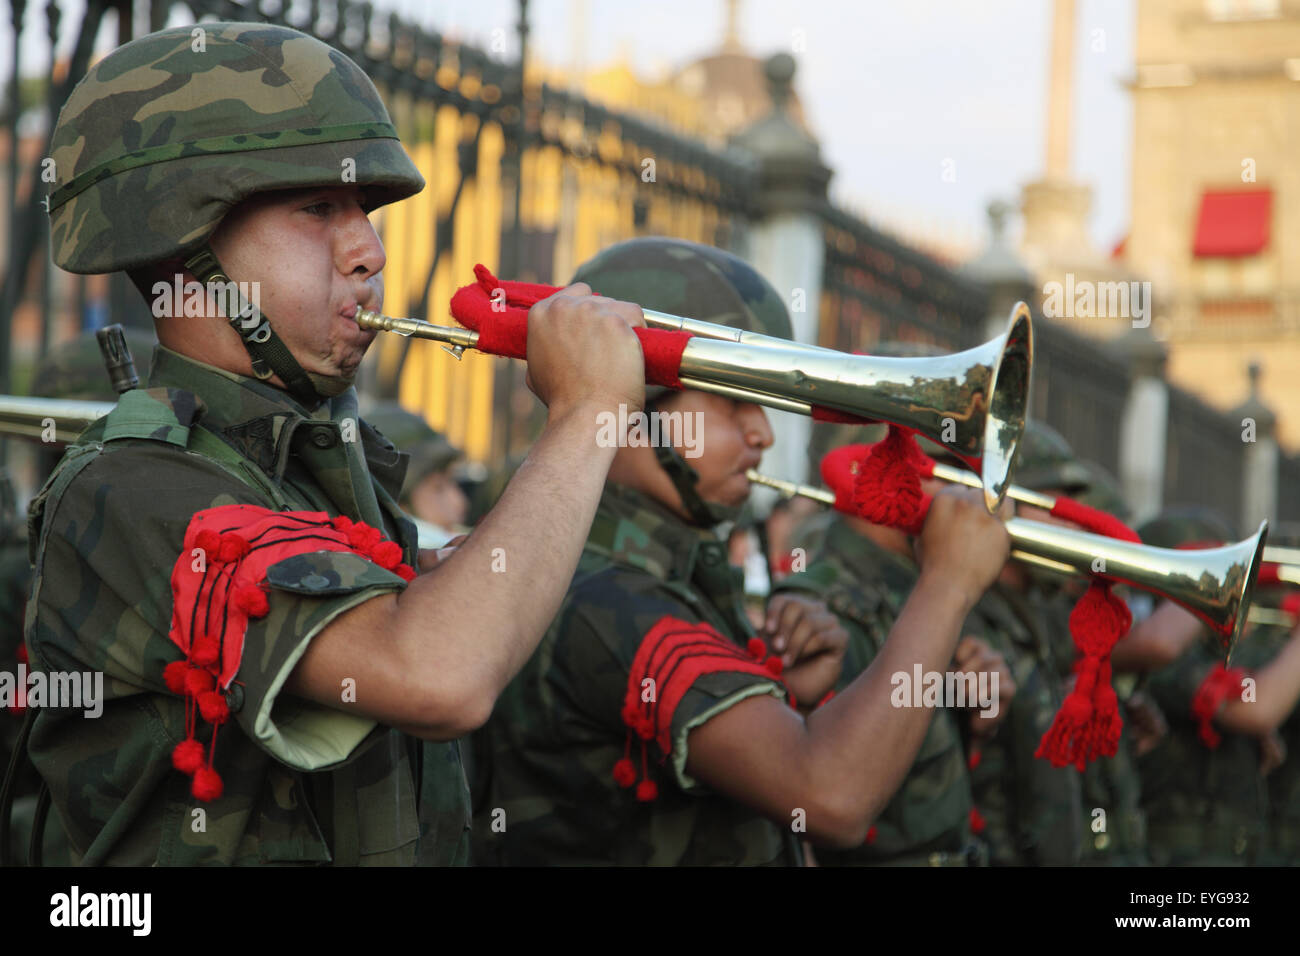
[
  {"xmin": 1138, "ymin": 506, "xmax": 1238, "ymax": 550},
  {"xmin": 363, "ymin": 402, "xmax": 463, "ymax": 501},
  {"xmin": 571, "ymin": 236, "xmax": 794, "ymax": 404},
  {"xmin": 1011, "ymin": 419, "xmax": 1092, "ymax": 495},
  {"xmin": 48, "ymin": 22, "xmax": 424, "ymax": 275}
]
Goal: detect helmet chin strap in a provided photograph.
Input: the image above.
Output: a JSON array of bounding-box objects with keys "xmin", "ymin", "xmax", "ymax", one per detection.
[
  {"xmin": 183, "ymin": 244, "xmax": 333, "ymax": 408},
  {"xmin": 652, "ymin": 442, "xmax": 742, "ymax": 529}
]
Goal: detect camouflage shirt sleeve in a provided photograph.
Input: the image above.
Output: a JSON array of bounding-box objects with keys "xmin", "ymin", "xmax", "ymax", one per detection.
[
  {"xmin": 33, "ymin": 442, "xmax": 404, "ymax": 773},
  {"xmin": 548, "ymin": 568, "xmax": 787, "ymax": 795}
]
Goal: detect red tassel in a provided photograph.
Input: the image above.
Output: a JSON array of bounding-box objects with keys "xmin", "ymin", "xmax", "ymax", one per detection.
[
  {"xmin": 613, "ymin": 758, "xmax": 637, "ymax": 788},
  {"xmin": 968, "ymin": 748, "xmax": 982, "ymax": 770},
  {"xmin": 371, "ymin": 540, "xmax": 403, "ymax": 570},
  {"xmin": 191, "ymin": 634, "xmax": 220, "ymax": 667},
  {"xmin": 217, "ymin": 534, "xmax": 250, "ymax": 562},
  {"xmin": 192, "ymin": 766, "xmax": 224, "ymax": 802},
  {"xmin": 172, "ymin": 739, "xmax": 204, "ymax": 775},
  {"xmin": 969, "ymin": 807, "xmax": 987, "ymax": 835},
  {"xmin": 184, "ymin": 666, "xmax": 215, "ymax": 697},
  {"xmin": 395, "ymin": 564, "xmax": 417, "ymax": 582},
  {"xmin": 331, "ymin": 515, "xmax": 354, "ymax": 533},
  {"xmin": 635, "ymin": 779, "xmax": 658, "ymax": 802},
  {"xmin": 163, "ymin": 660, "xmax": 190, "ymax": 695},
  {"xmin": 198, "ymin": 690, "xmax": 230, "ymax": 725},
  {"xmin": 233, "ymin": 584, "xmax": 269, "ymax": 617},
  {"xmin": 764, "ymin": 655, "xmax": 784, "ymax": 676},
  {"xmin": 195, "ymin": 529, "xmax": 222, "ymax": 557},
  {"xmin": 746, "ymin": 638, "xmax": 766, "ymax": 659},
  {"xmin": 15, "ymin": 643, "xmax": 27, "ymax": 664},
  {"xmin": 850, "ymin": 426, "xmax": 931, "ymax": 536}
]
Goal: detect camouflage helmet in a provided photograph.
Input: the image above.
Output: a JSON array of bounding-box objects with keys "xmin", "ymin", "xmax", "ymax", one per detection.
[
  {"xmin": 48, "ymin": 21, "xmax": 423, "ymax": 275},
  {"xmin": 1011, "ymin": 420, "xmax": 1092, "ymax": 494},
  {"xmin": 30, "ymin": 330, "xmax": 158, "ymax": 401},
  {"xmin": 571, "ymin": 236, "xmax": 794, "ymax": 406},
  {"xmin": 1074, "ymin": 460, "xmax": 1130, "ymax": 523},
  {"xmin": 363, "ymin": 402, "xmax": 463, "ymax": 503},
  {"xmin": 1138, "ymin": 506, "xmax": 1238, "ymax": 550},
  {"xmin": 570, "ymin": 237, "xmax": 793, "ymax": 528}
]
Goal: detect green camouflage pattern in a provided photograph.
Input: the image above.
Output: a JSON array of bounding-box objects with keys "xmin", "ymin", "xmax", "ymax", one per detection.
[
  {"xmin": 1012, "ymin": 420, "xmax": 1092, "ymax": 494},
  {"xmin": 964, "ymin": 583, "xmax": 1084, "ymax": 865},
  {"xmin": 24, "ymin": 345, "xmax": 469, "ymax": 865},
  {"xmin": 571, "ymin": 236, "xmax": 794, "ymax": 407},
  {"xmin": 48, "ymin": 22, "xmax": 423, "ymax": 275},
  {"xmin": 775, "ymin": 514, "xmax": 978, "ymax": 865},
  {"xmin": 470, "ymin": 482, "xmax": 801, "ymax": 865},
  {"xmin": 1028, "ymin": 585, "xmax": 1149, "ymax": 865},
  {"xmin": 361, "ymin": 402, "xmax": 462, "ymax": 503},
  {"xmin": 1139, "ymin": 629, "xmax": 1275, "ymax": 865}
]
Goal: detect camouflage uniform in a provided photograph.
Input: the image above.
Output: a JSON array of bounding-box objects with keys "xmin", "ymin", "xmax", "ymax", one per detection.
[
  {"xmin": 776, "ymin": 513, "xmax": 980, "ymax": 866},
  {"xmin": 470, "ymin": 483, "xmax": 798, "ymax": 865},
  {"xmin": 1136, "ymin": 510, "xmax": 1270, "ymax": 866},
  {"xmin": 27, "ymin": 348, "xmax": 469, "ymax": 864},
  {"xmin": 24, "ymin": 23, "xmax": 472, "ymax": 865},
  {"xmin": 964, "ymin": 582, "xmax": 1083, "ymax": 865},
  {"xmin": 471, "ymin": 238, "xmax": 804, "ymax": 865}
]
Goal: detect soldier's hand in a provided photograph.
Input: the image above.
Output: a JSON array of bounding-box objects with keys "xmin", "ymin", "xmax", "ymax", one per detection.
[
  {"xmin": 760, "ymin": 592, "xmax": 848, "ymax": 707},
  {"xmin": 914, "ymin": 486, "xmax": 1009, "ymax": 605},
  {"xmin": 524, "ymin": 282, "xmax": 646, "ymax": 418},
  {"xmin": 953, "ymin": 635, "xmax": 1016, "ymax": 737},
  {"xmin": 1124, "ymin": 689, "xmax": 1168, "ymax": 757},
  {"xmin": 1257, "ymin": 729, "xmax": 1287, "ymax": 777}
]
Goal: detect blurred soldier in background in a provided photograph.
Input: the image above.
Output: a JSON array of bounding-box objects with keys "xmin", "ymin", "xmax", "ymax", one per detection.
[
  {"xmin": 774, "ymin": 438, "xmax": 1012, "ymax": 867},
  {"xmin": 362, "ymin": 403, "xmax": 469, "ymax": 548},
  {"xmin": 1002, "ymin": 425, "xmax": 1149, "ymax": 866},
  {"xmin": 1137, "ymin": 509, "xmax": 1300, "ymax": 866}
]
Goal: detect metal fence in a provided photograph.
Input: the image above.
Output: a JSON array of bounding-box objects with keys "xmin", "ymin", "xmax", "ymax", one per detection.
[{"xmin": 0, "ymin": 0, "xmax": 1285, "ymax": 527}]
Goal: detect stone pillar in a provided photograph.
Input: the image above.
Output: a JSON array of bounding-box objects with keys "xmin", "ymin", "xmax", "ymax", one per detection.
[
  {"xmin": 730, "ymin": 54, "xmax": 831, "ymax": 493},
  {"xmin": 960, "ymin": 200, "xmax": 1037, "ymax": 343},
  {"xmin": 1113, "ymin": 326, "xmax": 1168, "ymax": 524},
  {"xmin": 1231, "ymin": 362, "xmax": 1278, "ymax": 532}
]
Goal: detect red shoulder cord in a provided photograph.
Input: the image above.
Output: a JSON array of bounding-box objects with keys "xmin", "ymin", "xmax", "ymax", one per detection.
[
  {"xmin": 822, "ymin": 427, "xmax": 1139, "ymax": 771},
  {"xmin": 163, "ymin": 505, "xmax": 415, "ymax": 802}
]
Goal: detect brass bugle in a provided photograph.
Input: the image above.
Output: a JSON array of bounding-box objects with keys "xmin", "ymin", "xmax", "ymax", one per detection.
[
  {"xmin": 357, "ymin": 301, "xmax": 1034, "ymax": 512},
  {"xmin": 746, "ymin": 469, "xmax": 1267, "ymax": 658}
]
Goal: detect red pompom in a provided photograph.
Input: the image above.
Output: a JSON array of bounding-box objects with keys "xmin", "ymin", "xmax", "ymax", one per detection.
[
  {"xmin": 968, "ymin": 749, "xmax": 982, "ymax": 770},
  {"xmin": 172, "ymin": 739, "xmax": 204, "ymax": 775},
  {"xmin": 331, "ymin": 515, "xmax": 354, "ymax": 533},
  {"xmin": 233, "ymin": 584, "xmax": 269, "ymax": 617},
  {"xmin": 198, "ymin": 690, "xmax": 230, "ymax": 725},
  {"xmin": 191, "ymin": 634, "xmax": 221, "ymax": 667},
  {"xmin": 620, "ymin": 703, "xmax": 640, "ymax": 727},
  {"xmin": 371, "ymin": 540, "xmax": 403, "ymax": 570},
  {"xmin": 347, "ymin": 524, "xmax": 382, "ymax": 552},
  {"xmin": 969, "ymin": 807, "xmax": 987, "ymax": 835},
  {"xmin": 764, "ymin": 656, "xmax": 784, "ymax": 676},
  {"xmin": 612, "ymin": 758, "xmax": 637, "ymax": 788},
  {"xmin": 395, "ymin": 564, "xmax": 417, "ymax": 582},
  {"xmin": 15, "ymin": 643, "xmax": 27, "ymax": 664},
  {"xmin": 864, "ymin": 825, "xmax": 878, "ymax": 845},
  {"xmin": 192, "ymin": 766, "xmax": 224, "ymax": 802},
  {"xmin": 635, "ymin": 779, "xmax": 658, "ymax": 802},
  {"xmin": 634, "ymin": 716, "xmax": 655, "ymax": 741},
  {"xmin": 195, "ymin": 529, "xmax": 222, "ymax": 557},
  {"xmin": 184, "ymin": 666, "xmax": 215, "ymax": 697},
  {"xmin": 163, "ymin": 660, "xmax": 189, "ymax": 695},
  {"xmin": 217, "ymin": 534, "xmax": 250, "ymax": 562},
  {"xmin": 746, "ymin": 638, "xmax": 766, "ymax": 659}
]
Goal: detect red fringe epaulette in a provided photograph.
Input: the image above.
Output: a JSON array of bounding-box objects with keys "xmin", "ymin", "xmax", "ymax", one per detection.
[{"xmin": 164, "ymin": 505, "xmax": 416, "ymax": 801}]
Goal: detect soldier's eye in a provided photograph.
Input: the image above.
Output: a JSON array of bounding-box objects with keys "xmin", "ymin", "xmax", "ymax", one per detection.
[{"xmin": 303, "ymin": 201, "xmax": 332, "ymax": 217}]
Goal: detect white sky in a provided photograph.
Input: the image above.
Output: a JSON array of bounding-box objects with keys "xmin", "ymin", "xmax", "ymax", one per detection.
[{"xmin": 3, "ymin": 0, "xmax": 1136, "ymax": 253}]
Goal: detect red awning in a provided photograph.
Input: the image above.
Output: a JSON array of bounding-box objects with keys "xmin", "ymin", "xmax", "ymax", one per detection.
[{"xmin": 1193, "ymin": 188, "xmax": 1272, "ymax": 257}]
